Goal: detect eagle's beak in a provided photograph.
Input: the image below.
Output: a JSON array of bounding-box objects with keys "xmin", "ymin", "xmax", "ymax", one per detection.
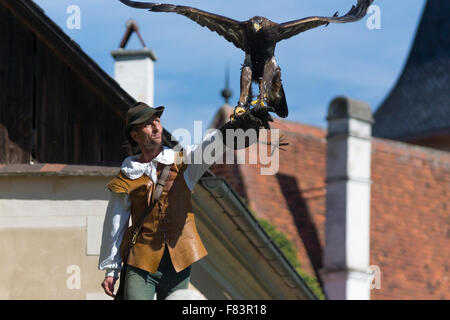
[{"xmin": 253, "ymin": 23, "xmax": 262, "ymax": 32}]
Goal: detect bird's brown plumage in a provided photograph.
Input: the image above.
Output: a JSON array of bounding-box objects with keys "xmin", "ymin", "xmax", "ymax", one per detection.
[{"xmin": 119, "ymin": 0, "xmax": 374, "ymax": 118}]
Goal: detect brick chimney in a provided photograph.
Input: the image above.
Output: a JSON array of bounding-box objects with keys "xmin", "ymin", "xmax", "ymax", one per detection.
[
  {"xmin": 111, "ymin": 20, "xmax": 157, "ymax": 106},
  {"xmin": 321, "ymin": 96, "xmax": 374, "ymax": 300}
]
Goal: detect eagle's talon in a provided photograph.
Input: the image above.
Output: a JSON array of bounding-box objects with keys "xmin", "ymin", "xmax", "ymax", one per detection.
[
  {"xmin": 251, "ymin": 97, "xmax": 268, "ymax": 110},
  {"xmin": 231, "ymin": 105, "xmax": 249, "ymax": 122},
  {"xmin": 234, "ymin": 106, "xmax": 247, "ymax": 117}
]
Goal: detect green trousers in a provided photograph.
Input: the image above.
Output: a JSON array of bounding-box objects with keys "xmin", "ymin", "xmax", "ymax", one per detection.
[{"xmin": 124, "ymin": 246, "xmax": 191, "ymax": 300}]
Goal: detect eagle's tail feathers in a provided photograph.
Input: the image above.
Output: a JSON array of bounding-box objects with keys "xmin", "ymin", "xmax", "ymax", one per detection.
[
  {"xmin": 269, "ymin": 76, "xmax": 288, "ymax": 118},
  {"xmin": 273, "ymin": 85, "xmax": 288, "ymax": 118}
]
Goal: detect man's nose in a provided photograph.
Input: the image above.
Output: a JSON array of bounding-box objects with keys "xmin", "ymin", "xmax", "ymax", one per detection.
[{"xmin": 150, "ymin": 121, "xmax": 159, "ymax": 131}]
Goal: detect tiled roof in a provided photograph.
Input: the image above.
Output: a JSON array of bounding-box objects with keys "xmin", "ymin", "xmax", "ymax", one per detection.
[
  {"xmin": 209, "ymin": 107, "xmax": 450, "ymax": 299},
  {"xmin": 210, "ymin": 108, "xmax": 328, "ymax": 283},
  {"xmin": 373, "ymin": 0, "xmax": 450, "ymax": 140}
]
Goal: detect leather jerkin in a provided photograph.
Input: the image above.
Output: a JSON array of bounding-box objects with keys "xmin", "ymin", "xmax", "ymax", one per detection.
[{"xmin": 106, "ymin": 151, "xmax": 208, "ymax": 275}]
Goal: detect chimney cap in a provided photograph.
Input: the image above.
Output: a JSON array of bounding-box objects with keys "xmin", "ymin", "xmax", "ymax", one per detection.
[
  {"xmin": 111, "ymin": 48, "xmax": 157, "ymax": 61},
  {"xmin": 327, "ymin": 96, "xmax": 374, "ymax": 123}
]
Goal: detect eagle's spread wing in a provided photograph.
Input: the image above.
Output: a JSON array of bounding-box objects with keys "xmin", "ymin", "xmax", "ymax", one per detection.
[
  {"xmin": 119, "ymin": 0, "xmax": 248, "ymax": 51},
  {"xmin": 277, "ymin": 0, "xmax": 374, "ymax": 42}
]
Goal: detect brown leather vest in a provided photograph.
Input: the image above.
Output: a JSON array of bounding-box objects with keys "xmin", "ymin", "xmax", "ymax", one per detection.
[{"xmin": 106, "ymin": 152, "xmax": 207, "ymax": 274}]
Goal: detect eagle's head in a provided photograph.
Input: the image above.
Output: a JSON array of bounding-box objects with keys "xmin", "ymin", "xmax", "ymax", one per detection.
[{"xmin": 250, "ymin": 16, "xmax": 266, "ymax": 33}]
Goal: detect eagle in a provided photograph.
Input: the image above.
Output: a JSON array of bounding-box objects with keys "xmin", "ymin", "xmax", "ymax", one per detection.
[{"xmin": 119, "ymin": 0, "xmax": 374, "ymax": 120}]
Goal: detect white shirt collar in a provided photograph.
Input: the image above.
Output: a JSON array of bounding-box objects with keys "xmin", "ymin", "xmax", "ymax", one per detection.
[{"xmin": 121, "ymin": 147, "xmax": 174, "ymax": 182}]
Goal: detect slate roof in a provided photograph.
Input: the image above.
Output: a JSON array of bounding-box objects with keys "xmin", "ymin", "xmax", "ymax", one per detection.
[{"xmin": 373, "ymin": 0, "xmax": 450, "ymax": 140}]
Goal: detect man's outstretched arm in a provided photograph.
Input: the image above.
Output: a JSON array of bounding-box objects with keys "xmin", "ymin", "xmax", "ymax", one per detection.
[{"xmin": 182, "ymin": 112, "xmax": 264, "ymax": 191}]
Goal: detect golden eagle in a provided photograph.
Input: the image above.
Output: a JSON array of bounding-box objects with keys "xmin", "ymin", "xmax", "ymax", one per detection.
[{"xmin": 119, "ymin": 0, "xmax": 374, "ymax": 119}]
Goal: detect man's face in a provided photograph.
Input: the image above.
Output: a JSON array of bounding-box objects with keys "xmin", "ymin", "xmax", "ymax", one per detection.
[{"xmin": 130, "ymin": 115, "xmax": 163, "ymax": 148}]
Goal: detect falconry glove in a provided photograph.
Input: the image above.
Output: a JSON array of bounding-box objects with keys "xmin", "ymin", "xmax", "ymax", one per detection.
[{"xmin": 219, "ymin": 106, "xmax": 275, "ymax": 150}]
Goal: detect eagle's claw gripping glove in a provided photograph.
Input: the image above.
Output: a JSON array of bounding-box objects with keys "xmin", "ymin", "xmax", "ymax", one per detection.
[
  {"xmin": 221, "ymin": 105, "xmax": 274, "ymax": 149},
  {"xmin": 230, "ymin": 105, "xmax": 248, "ymax": 122},
  {"xmin": 229, "ymin": 104, "xmax": 274, "ymax": 130}
]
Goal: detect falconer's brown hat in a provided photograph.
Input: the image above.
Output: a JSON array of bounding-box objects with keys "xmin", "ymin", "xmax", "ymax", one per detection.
[{"xmin": 126, "ymin": 102, "xmax": 164, "ymax": 145}]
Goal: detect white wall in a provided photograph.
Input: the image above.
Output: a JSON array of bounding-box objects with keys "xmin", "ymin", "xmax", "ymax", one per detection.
[{"xmin": 0, "ymin": 175, "xmax": 111, "ymax": 299}]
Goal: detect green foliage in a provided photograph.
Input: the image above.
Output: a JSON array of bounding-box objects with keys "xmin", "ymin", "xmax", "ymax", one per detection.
[
  {"xmin": 257, "ymin": 217, "xmax": 326, "ymax": 300},
  {"xmin": 239, "ymin": 197, "xmax": 325, "ymax": 299},
  {"xmin": 295, "ymin": 268, "xmax": 326, "ymax": 300},
  {"xmin": 257, "ymin": 219, "xmax": 300, "ymax": 269}
]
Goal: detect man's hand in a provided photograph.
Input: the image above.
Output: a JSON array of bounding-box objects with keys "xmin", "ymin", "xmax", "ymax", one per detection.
[{"xmin": 101, "ymin": 276, "xmax": 117, "ymax": 298}]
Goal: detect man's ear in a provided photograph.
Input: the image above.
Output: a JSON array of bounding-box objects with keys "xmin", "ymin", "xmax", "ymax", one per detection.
[{"xmin": 130, "ymin": 131, "xmax": 139, "ymax": 144}]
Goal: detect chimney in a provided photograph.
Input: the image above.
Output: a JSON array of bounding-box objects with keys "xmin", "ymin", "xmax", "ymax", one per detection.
[
  {"xmin": 321, "ymin": 96, "xmax": 374, "ymax": 300},
  {"xmin": 111, "ymin": 20, "xmax": 157, "ymax": 106}
]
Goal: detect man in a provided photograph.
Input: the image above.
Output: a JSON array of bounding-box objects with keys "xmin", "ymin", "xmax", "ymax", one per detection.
[{"xmin": 98, "ymin": 102, "xmax": 264, "ymax": 300}]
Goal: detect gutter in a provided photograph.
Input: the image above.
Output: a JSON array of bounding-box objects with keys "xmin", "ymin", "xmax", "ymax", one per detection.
[{"xmin": 199, "ymin": 176, "xmax": 318, "ymax": 300}]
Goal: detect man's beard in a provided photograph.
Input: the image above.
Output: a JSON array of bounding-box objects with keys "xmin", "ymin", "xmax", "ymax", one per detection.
[{"xmin": 140, "ymin": 135, "xmax": 162, "ymax": 151}]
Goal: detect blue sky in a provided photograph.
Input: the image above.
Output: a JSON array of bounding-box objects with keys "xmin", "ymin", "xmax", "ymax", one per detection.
[{"xmin": 33, "ymin": 0, "xmax": 426, "ymax": 133}]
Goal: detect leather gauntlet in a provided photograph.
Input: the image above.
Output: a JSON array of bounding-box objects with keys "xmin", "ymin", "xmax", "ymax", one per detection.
[{"xmin": 218, "ymin": 106, "xmax": 275, "ymax": 150}]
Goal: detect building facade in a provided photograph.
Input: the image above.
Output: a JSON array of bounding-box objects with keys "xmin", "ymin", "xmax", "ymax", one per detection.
[{"xmin": 0, "ymin": 0, "xmax": 315, "ymax": 300}]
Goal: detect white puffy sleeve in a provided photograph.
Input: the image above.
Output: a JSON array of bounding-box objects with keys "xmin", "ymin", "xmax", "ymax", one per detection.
[
  {"xmin": 183, "ymin": 129, "xmax": 228, "ymax": 191},
  {"xmin": 98, "ymin": 192, "xmax": 131, "ymax": 279}
]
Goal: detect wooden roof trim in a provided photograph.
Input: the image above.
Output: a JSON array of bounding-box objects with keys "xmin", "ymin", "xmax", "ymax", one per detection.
[{"xmin": 1, "ymin": 0, "xmax": 134, "ymax": 118}]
